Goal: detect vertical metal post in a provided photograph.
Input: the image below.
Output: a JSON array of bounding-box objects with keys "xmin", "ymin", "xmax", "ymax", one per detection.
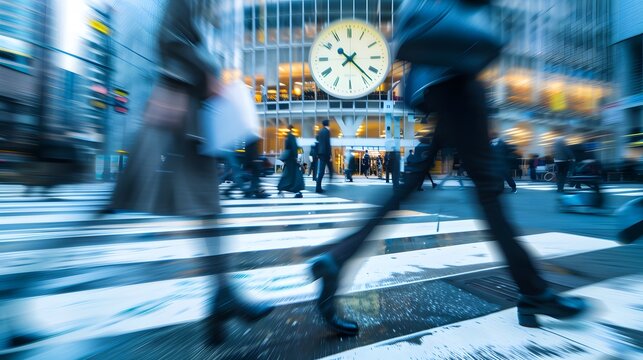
[
  {"xmin": 102, "ymin": 7, "xmax": 113, "ymax": 181},
  {"xmin": 36, "ymin": 0, "xmax": 51, "ymax": 144}
]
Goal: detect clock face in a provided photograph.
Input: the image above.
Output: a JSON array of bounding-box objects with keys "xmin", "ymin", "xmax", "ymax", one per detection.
[{"xmin": 309, "ymin": 20, "xmax": 391, "ymax": 99}]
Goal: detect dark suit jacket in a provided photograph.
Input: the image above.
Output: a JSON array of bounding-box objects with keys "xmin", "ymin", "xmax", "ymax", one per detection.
[
  {"xmin": 316, "ymin": 127, "xmax": 331, "ymax": 159},
  {"xmin": 158, "ymin": 0, "xmax": 218, "ymax": 87}
]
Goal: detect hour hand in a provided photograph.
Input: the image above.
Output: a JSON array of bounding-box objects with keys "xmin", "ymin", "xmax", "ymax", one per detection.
[
  {"xmin": 338, "ymin": 48, "xmax": 355, "ymax": 66},
  {"xmin": 342, "ymin": 52, "xmax": 356, "ymax": 66}
]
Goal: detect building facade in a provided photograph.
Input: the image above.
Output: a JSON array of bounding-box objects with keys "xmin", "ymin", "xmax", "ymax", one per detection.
[
  {"xmin": 236, "ymin": 0, "xmax": 613, "ymax": 173},
  {"xmin": 609, "ymin": 0, "xmax": 642, "ymax": 163}
]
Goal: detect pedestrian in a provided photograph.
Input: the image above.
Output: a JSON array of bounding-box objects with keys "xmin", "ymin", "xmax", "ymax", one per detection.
[
  {"xmin": 315, "ymin": 119, "xmax": 333, "ymax": 193},
  {"xmin": 529, "ymin": 154, "xmax": 539, "ymax": 181},
  {"xmin": 306, "ymin": 2, "xmax": 588, "ymax": 333},
  {"xmin": 107, "ymin": 0, "xmax": 272, "ymax": 345},
  {"xmin": 377, "ymin": 154, "xmax": 383, "ymax": 179},
  {"xmin": 406, "ymin": 148, "xmax": 437, "ymax": 191},
  {"xmin": 553, "ymin": 129, "xmax": 575, "ymax": 193},
  {"xmin": 309, "ymin": 142, "xmax": 318, "ymax": 181},
  {"xmin": 362, "ymin": 150, "xmax": 371, "ymax": 179},
  {"xmin": 243, "ymin": 139, "xmax": 270, "ymax": 198},
  {"xmin": 490, "ymin": 131, "xmax": 517, "ymax": 193},
  {"xmin": 344, "ymin": 148, "xmax": 354, "ymax": 182},
  {"xmin": 277, "ymin": 125, "xmax": 304, "ymax": 198},
  {"xmin": 384, "ymin": 151, "xmax": 391, "ymax": 183}
]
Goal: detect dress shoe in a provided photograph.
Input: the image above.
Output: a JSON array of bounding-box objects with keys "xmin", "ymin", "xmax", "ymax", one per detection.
[
  {"xmin": 517, "ymin": 289, "xmax": 588, "ymax": 328},
  {"xmin": 315, "ymin": 189, "xmax": 325, "ymax": 194},
  {"xmin": 294, "ymin": 192, "xmax": 303, "ymax": 198},
  {"xmin": 310, "ymin": 255, "xmax": 359, "ymax": 336},
  {"xmin": 206, "ymin": 286, "xmax": 274, "ymax": 345}
]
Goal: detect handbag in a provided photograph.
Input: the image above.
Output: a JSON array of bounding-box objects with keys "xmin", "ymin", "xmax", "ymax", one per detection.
[
  {"xmin": 144, "ymin": 80, "xmax": 190, "ymax": 130},
  {"xmin": 198, "ymin": 80, "xmax": 262, "ymax": 157},
  {"xmin": 394, "ymin": 0, "xmax": 503, "ymax": 75}
]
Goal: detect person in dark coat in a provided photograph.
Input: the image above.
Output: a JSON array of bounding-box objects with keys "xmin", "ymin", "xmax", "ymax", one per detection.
[
  {"xmin": 490, "ymin": 132, "xmax": 517, "ymax": 193},
  {"xmin": 529, "ymin": 154, "xmax": 539, "ymax": 181},
  {"xmin": 553, "ymin": 132, "xmax": 575, "ymax": 193},
  {"xmin": 407, "ymin": 149, "xmax": 437, "ymax": 191},
  {"xmin": 306, "ymin": 10, "xmax": 588, "ymax": 334},
  {"xmin": 309, "ymin": 142, "xmax": 318, "ymax": 180},
  {"xmin": 315, "ymin": 119, "xmax": 332, "ymax": 193},
  {"xmin": 362, "ymin": 150, "xmax": 371, "ymax": 178},
  {"xmin": 106, "ymin": 0, "xmax": 272, "ymax": 345},
  {"xmin": 278, "ymin": 125, "xmax": 304, "ymax": 198}
]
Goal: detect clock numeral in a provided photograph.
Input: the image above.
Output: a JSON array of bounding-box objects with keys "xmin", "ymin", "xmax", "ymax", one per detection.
[
  {"xmin": 361, "ymin": 75, "xmax": 370, "ymax": 85},
  {"xmin": 370, "ymin": 56, "xmax": 381, "ymax": 59},
  {"xmin": 347, "ymin": 27, "xmax": 352, "ymax": 38},
  {"xmin": 359, "ymin": 31, "xmax": 365, "ymax": 40},
  {"xmin": 332, "ymin": 31, "xmax": 340, "ymax": 42},
  {"xmin": 333, "ymin": 76, "xmax": 340, "ymax": 87},
  {"xmin": 321, "ymin": 67, "xmax": 333, "ymax": 78},
  {"xmin": 368, "ymin": 66, "xmax": 379, "ymax": 74},
  {"xmin": 319, "ymin": 57, "xmax": 329, "ymax": 62},
  {"xmin": 323, "ymin": 42, "xmax": 333, "ymax": 50},
  {"xmin": 368, "ymin": 41, "xmax": 377, "ymax": 48}
]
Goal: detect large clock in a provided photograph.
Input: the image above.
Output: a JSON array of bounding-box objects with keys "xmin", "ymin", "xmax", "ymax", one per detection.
[{"xmin": 309, "ymin": 20, "xmax": 391, "ymax": 99}]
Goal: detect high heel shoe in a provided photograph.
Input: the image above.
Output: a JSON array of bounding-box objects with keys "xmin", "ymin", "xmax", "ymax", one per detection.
[
  {"xmin": 517, "ymin": 289, "xmax": 588, "ymax": 328},
  {"xmin": 205, "ymin": 285, "xmax": 274, "ymax": 345},
  {"xmin": 310, "ymin": 255, "xmax": 359, "ymax": 336}
]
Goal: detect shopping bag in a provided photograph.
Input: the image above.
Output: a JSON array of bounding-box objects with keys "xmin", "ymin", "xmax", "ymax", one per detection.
[{"xmin": 199, "ymin": 80, "xmax": 261, "ymax": 157}]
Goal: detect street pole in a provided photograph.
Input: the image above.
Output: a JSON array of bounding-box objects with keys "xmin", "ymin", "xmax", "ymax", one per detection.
[
  {"xmin": 36, "ymin": 0, "xmax": 51, "ymax": 145},
  {"xmin": 102, "ymin": 7, "xmax": 113, "ymax": 181}
]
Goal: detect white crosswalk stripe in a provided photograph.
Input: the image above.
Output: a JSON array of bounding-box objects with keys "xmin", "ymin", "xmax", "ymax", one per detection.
[{"xmin": 0, "ymin": 181, "xmax": 636, "ymax": 358}]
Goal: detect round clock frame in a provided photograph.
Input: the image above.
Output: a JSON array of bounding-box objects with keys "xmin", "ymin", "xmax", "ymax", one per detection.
[{"xmin": 309, "ymin": 19, "xmax": 391, "ymax": 100}]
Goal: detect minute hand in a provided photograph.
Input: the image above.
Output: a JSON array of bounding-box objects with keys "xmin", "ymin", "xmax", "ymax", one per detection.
[{"xmin": 349, "ymin": 59, "xmax": 372, "ymax": 81}]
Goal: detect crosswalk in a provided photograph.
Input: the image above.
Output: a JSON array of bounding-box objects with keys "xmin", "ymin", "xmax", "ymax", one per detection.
[{"xmin": 0, "ymin": 179, "xmax": 640, "ymax": 359}]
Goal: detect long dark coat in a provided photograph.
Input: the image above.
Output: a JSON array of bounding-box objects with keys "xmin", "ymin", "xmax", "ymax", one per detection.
[
  {"xmin": 277, "ymin": 132, "xmax": 304, "ymax": 193},
  {"xmin": 110, "ymin": 0, "xmax": 220, "ymax": 216}
]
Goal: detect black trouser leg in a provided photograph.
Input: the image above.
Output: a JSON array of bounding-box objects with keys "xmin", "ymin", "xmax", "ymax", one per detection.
[
  {"xmin": 556, "ymin": 161, "xmax": 570, "ymax": 192},
  {"xmin": 316, "ymin": 158, "xmax": 327, "ymax": 191},
  {"xmin": 431, "ymin": 77, "xmax": 546, "ymax": 296},
  {"xmin": 505, "ymin": 173, "xmax": 516, "ymax": 190},
  {"xmin": 327, "ymin": 76, "xmax": 547, "ymax": 296}
]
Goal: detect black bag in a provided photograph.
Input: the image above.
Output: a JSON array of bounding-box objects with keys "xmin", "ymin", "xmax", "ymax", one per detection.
[{"xmin": 394, "ymin": 0, "xmax": 503, "ymax": 75}]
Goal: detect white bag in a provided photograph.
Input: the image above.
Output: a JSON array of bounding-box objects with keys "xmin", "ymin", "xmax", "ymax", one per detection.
[{"xmin": 199, "ymin": 80, "xmax": 261, "ymax": 157}]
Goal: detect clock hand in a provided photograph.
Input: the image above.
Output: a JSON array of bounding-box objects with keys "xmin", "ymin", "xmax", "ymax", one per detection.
[
  {"xmin": 338, "ymin": 48, "xmax": 356, "ymax": 66},
  {"xmin": 342, "ymin": 52, "xmax": 356, "ymax": 66},
  {"xmin": 348, "ymin": 58, "xmax": 372, "ymax": 81}
]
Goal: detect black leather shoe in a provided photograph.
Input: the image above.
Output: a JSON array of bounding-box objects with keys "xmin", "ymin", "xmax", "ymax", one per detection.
[
  {"xmin": 206, "ymin": 286, "xmax": 274, "ymax": 345},
  {"xmin": 294, "ymin": 192, "xmax": 303, "ymax": 198},
  {"xmin": 315, "ymin": 189, "xmax": 325, "ymax": 194},
  {"xmin": 310, "ymin": 255, "xmax": 359, "ymax": 336},
  {"xmin": 517, "ymin": 290, "xmax": 588, "ymax": 328}
]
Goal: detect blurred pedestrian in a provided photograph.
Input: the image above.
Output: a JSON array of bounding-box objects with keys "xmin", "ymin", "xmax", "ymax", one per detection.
[
  {"xmin": 362, "ymin": 150, "xmax": 371, "ymax": 179},
  {"xmin": 309, "ymin": 142, "xmax": 318, "ymax": 180},
  {"xmin": 315, "ymin": 119, "xmax": 332, "ymax": 193},
  {"xmin": 344, "ymin": 148, "xmax": 354, "ymax": 182},
  {"xmin": 529, "ymin": 154, "xmax": 539, "ymax": 181},
  {"xmin": 277, "ymin": 125, "xmax": 304, "ymax": 198},
  {"xmin": 553, "ymin": 130, "xmax": 575, "ymax": 193},
  {"xmin": 377, "ymin": 154, "xmax": 383, "ymax": 179},
  {"xmin": 307, "ymin": 0, "xmax": 587, "ymax": 335},
  {"xmin": 490, "ymin": 131, "xmax": 517, "ymax": 193},
  {"xmin": 243, "ymin": 140, "xmax": 270, "ymax": 198},
  {"xmin": 107, "ymin": 0, "xmax": 272, "ymax": 345}
]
